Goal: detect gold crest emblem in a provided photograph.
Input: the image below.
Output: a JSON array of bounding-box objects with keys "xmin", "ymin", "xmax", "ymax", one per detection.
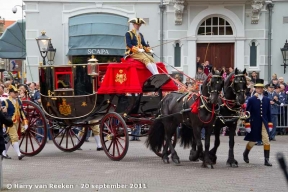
[
  {"xmin": 115, "ymin": 69, "xmax": 127, "ymax": 84},
  {"xmin": 59, "ymin": 99, "xmax": 71, "ymax": 116},
  {"xmin": 81, "ymin": 102, "xmax": 87, "ymax": 107}
]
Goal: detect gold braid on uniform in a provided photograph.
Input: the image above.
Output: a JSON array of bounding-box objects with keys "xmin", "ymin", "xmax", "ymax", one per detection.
[{"xmin": 58, "ymin": 80, "xmax": 69, "ymax": 88}]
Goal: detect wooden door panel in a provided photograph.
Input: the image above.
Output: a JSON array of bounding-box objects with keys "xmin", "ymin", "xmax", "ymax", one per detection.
[{"xmin": 197, "ymin": 43, "xmax": 234, "ymax": 71}]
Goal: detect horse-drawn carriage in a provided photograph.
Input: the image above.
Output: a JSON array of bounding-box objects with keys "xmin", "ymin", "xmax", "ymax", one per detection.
[{"xmin": 19, "ymin": 56, "xmax": 178, "ymax": 160}]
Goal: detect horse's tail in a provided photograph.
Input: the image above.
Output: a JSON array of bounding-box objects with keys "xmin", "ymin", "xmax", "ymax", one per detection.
[
  {"xmin": 145, "ymin": 119, "xmax": 165, "ymax": 153},
  {"xmin": 179, "ymin": 124, "xmax": 193, "ymax": 149}
]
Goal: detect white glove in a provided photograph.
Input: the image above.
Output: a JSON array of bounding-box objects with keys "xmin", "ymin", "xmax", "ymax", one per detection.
[
  {"xmin": 269, "ymin": 127, "xmax": 273, "ymax": 132},
  {"xmin": 150, "ymin": 49, "xmax": 154, "ymax": 54},
  {"xmin": 138, "ymin": 48, "xmax": 144, "ymax": 53},
  {"xmin": 280, "ymin": 103, "xmax": 284, "ymax": 107},
  {"xmin": 245, "ymin": 128, "xmax": 251, "ymax": 133},
  {"xmin": 24, "ymin": 125, "xmax": 28, "ymax": 130}
]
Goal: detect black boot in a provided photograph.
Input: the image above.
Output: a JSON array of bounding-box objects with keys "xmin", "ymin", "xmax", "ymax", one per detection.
[
  {"xmin": 243, "ymin": 148, "xmax": 250, "ymax": 163},
  {"xmin": 264, "ymin": 150, "xmax": 272, "ymax": 166}
]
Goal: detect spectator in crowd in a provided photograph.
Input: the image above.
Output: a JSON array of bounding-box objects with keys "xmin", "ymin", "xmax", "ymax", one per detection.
[
  {"xmin": 270, "ymin": 73, "xmax": 277, "ymax": 84},
  {"xmin": 18, "ymin": 84, "xmax": 29, "ymax": 101},
  {"xmin": 221, "ymin": 66, "xmax": 227, "ymax": 79},
  {"xmin": 185, "ymin": 78, "xmax": 193, "ymax": 88},
  {"xmin": 195, "ymin": 66, "xmax": 207, "ymax": 83},
  {"xmin": 250, "ymin": 71, "xmax": 257, "ymax": 83},
  {"xmin": 274, "ymin": 85, "xmax": 286, "ymax": 135},
  {"xmin": 196, "ymin": 57, "xmax": 201, "ymax": 68},
  {"xmin": 267, "ymin": 84, "xmax": 279, "ymax": 141},
  {"xmin": 0, "ymin": 85, "xmax": 8, "ymax": 101},
  {"xmin": 272, "ymin": 78, "xmax": 279, "ymax": 87},
  {"xmin": 278, "ymin": 77, "xmax": 287, "ymax": 87},
  {"xmin": 131, "ymin": 124, "xmax": 141, "ymax": 141},
  {"xmin": 228, "ymin": 67, "xmax": 234, "ymax": 75},
  {"xmin": 203, "ymin": 61, "xmax": 212, "ymax": 76}
]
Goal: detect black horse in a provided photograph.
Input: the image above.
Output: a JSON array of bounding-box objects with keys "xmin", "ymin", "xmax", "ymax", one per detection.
[
  {"xmin": 146, "ymin": 70, "xmax": 224, "ymax": 167},
  {"xmin": 209, "ymin": 68, "xmax": 247, "ymax": 167}
]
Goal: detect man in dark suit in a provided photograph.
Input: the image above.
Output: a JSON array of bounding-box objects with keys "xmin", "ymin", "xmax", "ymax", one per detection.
[{"xmin": 243, "ymin": 79, "xmax": 273, "ymax": 166}]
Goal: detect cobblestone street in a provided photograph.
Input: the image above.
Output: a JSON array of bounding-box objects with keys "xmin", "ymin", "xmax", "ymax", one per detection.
[{"xmin": 2, "ymin": 135, "xmax": 288, "ymax": 192}]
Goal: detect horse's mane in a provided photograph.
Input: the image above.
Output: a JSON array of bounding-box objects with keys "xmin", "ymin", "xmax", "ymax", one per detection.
[{"xmin": 224, "ymin": 72, "xmax": 235, "ymax": 88}]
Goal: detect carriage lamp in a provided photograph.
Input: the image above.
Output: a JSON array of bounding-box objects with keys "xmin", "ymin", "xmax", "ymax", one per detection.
[
  {"xmin": 47, "ymin": 42, "xmax": 56, "ymax": 65},
  {"xmin": 281, "ymin": 40, "xmax": 288, "ymax": 74},
  {"xmin": 36, "ymin": 31, "xmax": 51, "ymax": 66},
  {"xmin": 87, "ymin": 55, "xmax": 99, "ymax": 76}
]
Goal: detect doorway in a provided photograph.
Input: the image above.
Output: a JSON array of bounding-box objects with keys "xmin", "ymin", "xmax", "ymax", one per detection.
[{"xmin": 197, "ymin": 43, "xmax": 234, "ymax": 71}]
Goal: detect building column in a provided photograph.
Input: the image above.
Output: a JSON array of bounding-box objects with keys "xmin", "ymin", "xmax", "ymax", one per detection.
[
  {"xmin": 187, "ymin": 39, "xmax": 197, "ymax": 78},
  {"xmin": 235, "ymin": 39, "xmax": 245, "ymax": 70}
]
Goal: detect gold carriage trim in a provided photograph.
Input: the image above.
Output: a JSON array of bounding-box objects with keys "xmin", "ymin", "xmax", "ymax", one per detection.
[
  {"xmin": 115, "ymin": 69, "xmax": 127, "ymax": 84},
  {"xmin": 47, "ymin": 102, "xmax": 51, "ymax": 107},
  {"xmin": 59, "ymin": 99, "xmax": 72, "ymax": 116},
  {"xmin": 81, "ymin": 102, "xmax": 87, "ymax": 107}
]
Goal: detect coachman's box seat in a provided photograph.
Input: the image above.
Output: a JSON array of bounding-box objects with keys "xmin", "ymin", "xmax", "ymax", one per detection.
[{"xmin": 97, "ymin": 58, "xmax": 177, "ymax": 94}]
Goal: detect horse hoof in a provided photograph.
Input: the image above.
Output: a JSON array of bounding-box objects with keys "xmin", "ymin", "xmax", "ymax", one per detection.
[
  {"xmin": 172, "ymin": 158, "xmax": 180, "ymax": 164},
  {"xmin": 227, "ymin": 160, "xmax": 238, "ymax": 168},
  {"xmin": 189, "ymin": 155, "xmax": 199, "ymax": 162},
  {"xmin": 201, "ymin": 163, "xmax": 208, "ymax": 168},
  {"xmin": 163, "ymin": 158, "xmax": 169, "ymax": 164}
]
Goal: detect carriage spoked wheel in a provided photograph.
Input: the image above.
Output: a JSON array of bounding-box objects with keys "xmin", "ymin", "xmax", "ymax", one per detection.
[
  {"xmin": 50, "ymin": 124, "xmax": 88, "ymax": 152},
  {"xmin": 154, "ymin": 133, "xmax": 178, "ymax": 158},
  {"xmin": 100, "ymin": 112, "xmax": 129, "ymax": 161},
  {"xmin": 19, "ymin": 100, "xmax": 47, "ymax": 156}
]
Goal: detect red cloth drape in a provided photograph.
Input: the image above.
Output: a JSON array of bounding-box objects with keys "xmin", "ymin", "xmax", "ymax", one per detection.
[{"xmin": 97, "ymin": 59, "xmax": 177, "ymax": 94}]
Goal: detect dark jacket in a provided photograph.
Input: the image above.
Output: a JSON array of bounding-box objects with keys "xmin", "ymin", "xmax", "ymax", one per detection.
[
  {"xmin": 125, "ymin": 29, "xmax": 149, "ymax": 55},
  {"xmin": 267, "ymin": 91, "xmax": 280, "ymax": 115},
  {"xmin": 244, "ymin": 95, "xmax": 272, "ymax": 142},
  {"xmin": 0, "ymin": 111, "xmax": 13, "ymax": 154}
]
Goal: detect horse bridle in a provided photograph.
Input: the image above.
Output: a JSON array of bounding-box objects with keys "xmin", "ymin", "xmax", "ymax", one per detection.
[
  {"xmin": 207, "ymin": 74, "xmax": 224, "ymax": 95},
  {"xmin": 229, "ymin": 74, "xmax": 246, "ymax": 95}
]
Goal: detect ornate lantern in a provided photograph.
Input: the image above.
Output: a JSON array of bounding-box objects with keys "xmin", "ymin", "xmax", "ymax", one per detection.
[
  {"xmin": 87, "ymin": 55, "xmax": 98, "ymax": 76},
  {"xmin": 281, "ymin": 40, "xmax": 288, "ymax": 74}
]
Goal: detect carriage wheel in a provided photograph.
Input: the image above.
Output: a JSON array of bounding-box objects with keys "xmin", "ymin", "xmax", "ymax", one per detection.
[
  {"xmin": 19, "ymin": 100, "xmax": 47, "ymax": 156},
  {"xmin": 50, "ymin": 124, "xmax": 88, "ymax": 152},
  {"xmin": 100, "ymin": 112, "xmax": 129, "ymax": 161},
  {"xmin": 154, "ymin": 133, "xmax": 177, "ymax": 157}
]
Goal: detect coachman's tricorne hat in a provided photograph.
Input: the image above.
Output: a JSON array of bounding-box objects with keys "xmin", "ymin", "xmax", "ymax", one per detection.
[
  {"xmin": 128, "ymin": 18, "xmax": 146, "ymax": 25},
  {"xmin": 8, "ymin": 84, "xmax": 19, "ymax": 93},
  {"xmin": 254, "ymin": 79, "xmax": 264, "ymax": 88}
]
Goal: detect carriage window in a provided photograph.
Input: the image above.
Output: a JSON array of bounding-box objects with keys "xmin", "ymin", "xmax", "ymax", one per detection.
[
  {"xmin": 197, "ymin": 17, "xmax": 233, "ymax": 35},
  {"xmin": 56, "ymin": 74, "xmax": 72, "ymax": 89}
]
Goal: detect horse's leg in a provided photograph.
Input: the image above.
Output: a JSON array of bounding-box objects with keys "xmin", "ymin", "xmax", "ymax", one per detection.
[
  {"xmin": 189, "ymin": 131, "xmax": 199, "ymax": 161},
  {"xmin": 226, "ymin": 123, "xmax": 238, "ymax": 167},
  {"xmin": 209, "ymin": 122, "xmax": 221, "ymax": 164},
  {"xmin": 191, "ymin": 126, "xmax": 203, "ymax": 161},
  {"xmin": 203, "ymin": 126, "xmax": 214, "ymax": 168},
  {"xmin": 162, "ymin": 135, "xmax": 170, "ymax": 164}
]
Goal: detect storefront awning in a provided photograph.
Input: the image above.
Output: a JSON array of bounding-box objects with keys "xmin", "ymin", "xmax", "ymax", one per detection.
[
  {"xmin": 0, "ymin": 20, "xmax": 26, "ymax": 59},
  {"xmin": 68, "ymin": 14, "xmax": 128, "ymax": 56}
]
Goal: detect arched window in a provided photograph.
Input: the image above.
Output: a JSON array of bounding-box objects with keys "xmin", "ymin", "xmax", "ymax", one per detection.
[
  {"xmin": 198, "ymin": 17, "xmax": 233, "ymax": 35},
  {"xmin": 174, "ymin": 43, "xmax": 181, "ymax": 67},
  {"xmin": 250, "ymin": 42, "xmax": 257, "ymax": 67}
]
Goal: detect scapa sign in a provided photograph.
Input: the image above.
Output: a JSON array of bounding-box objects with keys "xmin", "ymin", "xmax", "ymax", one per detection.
[{"xmin": 88, "ymin": 49, "xmax": 109, "ymax": 55}]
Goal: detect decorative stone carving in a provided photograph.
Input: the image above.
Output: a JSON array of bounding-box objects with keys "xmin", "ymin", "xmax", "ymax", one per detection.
[
  {"xmin": 174, "ymin": 0, "xmax": 185, "ymax": 25},
  {"xmin": 251, "ymin": 0, "xmax": 264, "ymax": 24}
]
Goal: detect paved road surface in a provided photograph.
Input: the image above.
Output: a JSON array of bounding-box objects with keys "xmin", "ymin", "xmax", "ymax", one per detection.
[{"xmin": 1, "ymin": 135, "xmax": 288, "ymax": 192}]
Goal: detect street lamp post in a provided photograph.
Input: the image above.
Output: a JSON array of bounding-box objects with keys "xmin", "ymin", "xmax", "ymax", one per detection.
[
  {"xmin": 36, "ymin": 31, "xmax": 51, "ymax": 66},
  {"xmin": 47, "ymin": 43, "xmax": 56, "ymax": 65},
  {"xmin": 280, "ymin": 40, "xmax": 288, "ymax": 74}
]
